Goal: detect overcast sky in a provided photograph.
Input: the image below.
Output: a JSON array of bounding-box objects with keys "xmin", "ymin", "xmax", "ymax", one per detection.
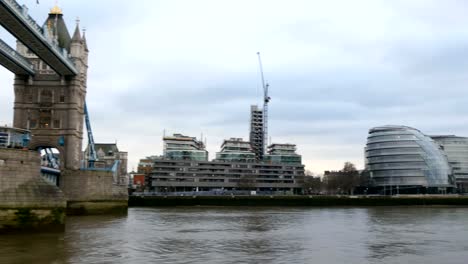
[{"xmin": 1, "ymin": 0, "xmax": 468, "ymax": 174}]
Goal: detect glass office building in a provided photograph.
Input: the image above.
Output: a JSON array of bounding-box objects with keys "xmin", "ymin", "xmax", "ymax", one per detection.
[
  {"xmin": 365, "ymin": 126, "xmax": 455, "ymax": 193},
  {"xmin": 431, "ymin": 136, "xmax": 468, "ymax": 193}
]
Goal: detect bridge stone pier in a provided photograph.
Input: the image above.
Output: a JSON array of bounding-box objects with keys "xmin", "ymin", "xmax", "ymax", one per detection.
[
  {"xmin": 0, "ymin": 3, "xmax": 127, "ymax": 232},
  {"xmin": 0, "ymin": 148, "xmax": 66, "ymax": 232}
]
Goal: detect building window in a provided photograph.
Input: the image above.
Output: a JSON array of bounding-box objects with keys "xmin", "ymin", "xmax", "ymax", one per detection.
[
  {"xmin": 53, "ymin": 119, "xmax": 61, "ymax": 129},
  {"xmin": 59, "ymin": 95, "xmax": 65, "ymax": 103},
  {"xmin": 39, "ymin": 110, "xmax": 51, "ymax": 128},
  {"xmin": 24, "ymin": 89, "xmax": 33, "ymax": 103},
  {"xmin": 40, "ymin": 90, "xmax": 53, "ymax": 103},
  {"xmin": 30, "ymin": 119, "xmax": 37, "ymax": 129},
  {"xmin": 40, "ymin": 118, "xmax": 51, "ymax": 128}
]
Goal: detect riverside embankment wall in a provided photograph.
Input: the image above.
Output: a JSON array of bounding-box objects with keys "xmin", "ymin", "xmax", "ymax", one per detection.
[
  {"xmin": 60, "ymin": 170, "xmax": 128, "ymax": 215},
  {"xmin": 129, "ymin": 195, "xmax": 468, "ymax": 207}
]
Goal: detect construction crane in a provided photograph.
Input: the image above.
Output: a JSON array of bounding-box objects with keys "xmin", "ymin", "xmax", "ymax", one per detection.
[
  {"xmin": 257, "ymin": 52, "xmax": 271, "ymax": 157},
  {"xmin": 84, "ymin": 101, "xmax": 97, "ymax": 168}
]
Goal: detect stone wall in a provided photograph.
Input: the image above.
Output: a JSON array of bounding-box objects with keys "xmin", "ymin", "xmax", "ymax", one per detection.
[
  {"xmin": 0, "ymin": 149, "xmax": 66, "ymax": 231},
  {"xmin": 60, "ymin": 170, "xmax": 128, "ymax": 214},
  {"xmin": 60, "ymin": 170, "xmax": 128, "ymax": 201}
]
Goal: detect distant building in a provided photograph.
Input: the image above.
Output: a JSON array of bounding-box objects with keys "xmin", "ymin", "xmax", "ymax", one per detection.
[
  {"xmin": 83, "ymin": 143, "xmax": 128, "ymax": 184},
  {"xmin": 215, "ymin": 138, "xmax": 256, "ymax": 163},
  {"xmin": 163, "ymin": 133, "xmax": 208, "ymax": 161},
  {"xmin": 265, "ymin": 143, "xmax": 302, "ymax": 164},
  {"xmin": 133, "ymin": 173, "xmax": 146, "ymax": 188},
  {"xmin": 249, "ymin": 105, "xmax": 264, "ymax": 161},
  {"xmin": 137, "ymin": 156, "xmax": 156, "ymax": 175},
  {"xmin": 431, "ymin": 135, "xmax": 468, "ymax": 193},
  {"xmin": 365, "ymin": 125, "xmax": 455, "ymax": 194}
]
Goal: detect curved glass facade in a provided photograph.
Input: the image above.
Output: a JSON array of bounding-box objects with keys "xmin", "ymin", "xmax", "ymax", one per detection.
[
  {"xmin": 365, "ymin": 126, "xmax": 454, "ymax": 189},
  {"xmin": 431, "ymin": 136, "xmax": 468, "ymax": 192}
]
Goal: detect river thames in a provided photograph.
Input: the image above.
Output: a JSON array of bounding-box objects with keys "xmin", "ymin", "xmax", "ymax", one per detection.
[{"xmin": 1, "ymin": 207, "xmax": 468, "ymax": 264}]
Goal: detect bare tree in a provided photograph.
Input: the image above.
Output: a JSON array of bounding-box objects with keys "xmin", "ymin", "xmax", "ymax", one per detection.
[
  {"xmin": 299, "ymin": 175, "xmax": 322, "ymax": 194},
  {"xmin": 343, "ymin": 162, "xmax": 357, "ymax": 173},
  {"xmin": 323, "ymin": 171, "xmax": 340, "ymax": 194},
  {"xmin": 340, "ymin": 162, "xmax": 360, "ymax": 194},
  {"xmin": 323, "ymin": 162, "xmax": 360, "ymax": 195}
]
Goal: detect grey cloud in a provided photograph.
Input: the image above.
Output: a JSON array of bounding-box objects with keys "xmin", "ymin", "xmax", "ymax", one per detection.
[{"xmin": 2, "ymin": 0, "xmax": 468, "ymax": 173}]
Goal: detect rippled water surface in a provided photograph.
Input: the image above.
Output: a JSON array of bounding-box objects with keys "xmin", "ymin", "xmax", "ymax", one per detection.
[{"xmin": 1, "ymin": 207, "xmax": 468, "ymax": 264}]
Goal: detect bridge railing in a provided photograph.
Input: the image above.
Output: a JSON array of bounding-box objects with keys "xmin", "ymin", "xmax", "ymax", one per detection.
[
  {"xmin": 0, "ymin": 38, "xmax": 34, "ymax": 73},
  {"xmin": 1, "ymin": 0, "xmax": 77, "ymax": 74}
]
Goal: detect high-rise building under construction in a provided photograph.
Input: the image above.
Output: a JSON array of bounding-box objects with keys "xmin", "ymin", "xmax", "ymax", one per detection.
[{"xmin": 250, "ymin": 105, "xmax": 264, "ymax": 161}]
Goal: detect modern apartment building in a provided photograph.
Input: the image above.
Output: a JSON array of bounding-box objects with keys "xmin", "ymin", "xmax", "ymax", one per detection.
[
  {"xmin": 142, "ymin": 159, "xmax": 305, "ymax": 194},
  {"xmin": 215, "ymin": 138, "xmax": 256, "ymax": 163},
  {"xmin": 264, "ymin": 143, "xmax": 302, "ymax": 164},
  {"xmin": 163, "ymin": 133, "xmax": 208, "ymax": 161},
  {"xmin": 365, "ymin": 126, "xmax": 455, "ymax": 193},
  {"xmin": 431, "ymin": 135, "xmax": 468, "ymax": 192},
  {"xmin": 138, "ymin": 135, "xmax": 305, "ymax": 194}
]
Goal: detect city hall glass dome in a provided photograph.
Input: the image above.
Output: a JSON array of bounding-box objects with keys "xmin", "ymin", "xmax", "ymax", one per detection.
[{"xmin": 365, "ymin": 126, "xmax": 455, "ymax": 190}]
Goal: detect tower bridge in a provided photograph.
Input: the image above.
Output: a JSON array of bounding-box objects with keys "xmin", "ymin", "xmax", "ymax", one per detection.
[
  {"xmin": 1, "ymin": 0, "xmax": 86, "ymax": 170},
  {"xmin": 0, "ymin": 0, "xmax": 127, "ymax": 232}
]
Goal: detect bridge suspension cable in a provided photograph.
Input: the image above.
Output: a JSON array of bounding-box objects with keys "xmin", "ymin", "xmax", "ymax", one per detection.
[{"xmin": 84, "ymin": 102, "xmax": 97, "ymax": 168}]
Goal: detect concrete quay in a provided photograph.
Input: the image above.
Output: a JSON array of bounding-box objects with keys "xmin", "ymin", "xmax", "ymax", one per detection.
[{"xmin": 129, "ymin": 194, "xmax": 468, "ymax": 207}]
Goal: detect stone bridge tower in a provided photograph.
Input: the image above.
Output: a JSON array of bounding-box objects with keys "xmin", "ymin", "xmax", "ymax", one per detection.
[{"xmin": 12, "ymin": 6, "xmax": 88, "ymax": 170}]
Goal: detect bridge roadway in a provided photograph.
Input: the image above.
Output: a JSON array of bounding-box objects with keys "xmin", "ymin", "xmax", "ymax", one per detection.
[
  {"xmin": 0, "ymin": 38, "xmax": 35, "ymax": 74},
  {"xmin": 0, "ymin": 0, "xmax": 77, "ymax": 76},
  {"xmin": 41, "ymin": 166, "xmax": 60, "ymax": 185}
]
